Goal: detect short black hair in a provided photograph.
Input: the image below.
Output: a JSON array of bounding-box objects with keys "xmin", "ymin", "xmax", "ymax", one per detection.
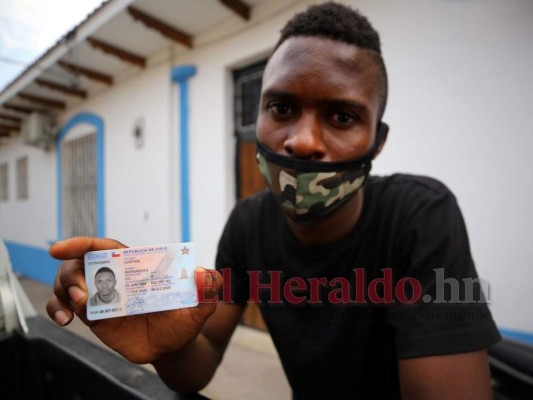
[
  {"xmin": 95, "ymin": 267, "xmax": 115, "ymax": 278},
  {"xmin": 275, "ymin": 1, "xmax": 388, "ymax": 120}
]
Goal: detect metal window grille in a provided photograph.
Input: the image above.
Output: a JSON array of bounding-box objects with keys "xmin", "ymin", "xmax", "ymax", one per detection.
[
  {"xmin": 61, "ymin": 132, "xmax": 97, "ymax": 238},
  {"xmin": 234, "ymin": 61, "xmax": 266, "ymax": 141},
  {"xmin": 0, "ymin": 163, "xmax": 8, "ymax": 202},
  {"xmin": 16, "ymin": 157, "xmax": 28, "ymax": 200}
]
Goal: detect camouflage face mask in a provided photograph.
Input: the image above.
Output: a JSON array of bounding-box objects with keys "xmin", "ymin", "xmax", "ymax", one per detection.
[{"xmin": 255, "ymin": 123, "xmax": 388, "ymax": 224}]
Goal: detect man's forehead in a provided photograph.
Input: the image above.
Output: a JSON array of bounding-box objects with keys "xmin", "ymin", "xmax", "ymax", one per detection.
[
  {"xmin": 96, "ymin": 271, "xmax": 115, "ymax": 279},
  {"xmin": 262, "ymin": 36, "xmax": 382, "ymax": 111},
  {"xmin": 266, "ymin": 36, "xmax": 378, "ymax": 76}
]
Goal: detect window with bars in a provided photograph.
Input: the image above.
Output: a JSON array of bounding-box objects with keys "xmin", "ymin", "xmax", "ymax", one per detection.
[
  {"xmin": 234, "ymin": 61, "xmax": 266, "ymax": 141},
  {"xmin": 0, "ymin": 163, "xmax": 8, "ymax": 202},
  {"xmin": 16, "ymin": 157, "xmax": 28, "ymax": 200},
  {"xmin": 62, "ymin": 132, "xmax": 97, "ymax": 238}
]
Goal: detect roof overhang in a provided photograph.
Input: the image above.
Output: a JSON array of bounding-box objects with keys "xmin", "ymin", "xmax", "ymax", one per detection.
[{"xmin": 0, "ymin": 0, "xmax": 268, "ymax": 144}]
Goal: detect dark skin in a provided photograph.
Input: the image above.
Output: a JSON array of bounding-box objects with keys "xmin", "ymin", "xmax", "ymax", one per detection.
[
  {"xmin": 256, "ymin": 35, "xmax": 384, "ymax": 245},
  {"xmin": 47, "ymin": 36, "xmax": 492, "ymax": 398}
]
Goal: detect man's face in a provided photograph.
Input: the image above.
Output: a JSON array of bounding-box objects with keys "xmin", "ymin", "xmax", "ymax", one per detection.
[
  {"xmin": 257, "ymin": 36, "xmax": 383, "ymax": 161},
  {"xmin": 95, "ymin": 271, "xmax": 116, "ymax": 296}
]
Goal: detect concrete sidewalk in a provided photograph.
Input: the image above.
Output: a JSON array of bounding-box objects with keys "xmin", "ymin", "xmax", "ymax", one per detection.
[{"xmin": 20, "ymin": 277, "xmax": 291, "ymax": 400}]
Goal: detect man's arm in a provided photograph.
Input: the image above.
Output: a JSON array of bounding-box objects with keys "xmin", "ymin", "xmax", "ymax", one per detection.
[
  {"xmin": 399, "ymin": 349, "xmax": 492, "ymax": 400},
  {"xmin": 152, "ymin": 303, "xmax": 245, "ymax": 393},
  {"xmin": 47, "ymin": 237, "xmax": 245, "ymax": 393}
]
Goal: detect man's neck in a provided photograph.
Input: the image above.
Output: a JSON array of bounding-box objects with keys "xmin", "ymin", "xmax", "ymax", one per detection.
[{"xmin": 285, "ymin": 189, "xmax": 364, "ymax": 246}]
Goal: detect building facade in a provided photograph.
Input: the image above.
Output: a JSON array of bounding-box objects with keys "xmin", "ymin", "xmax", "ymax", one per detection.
[{"xmin": 0, "ymin": 0, "xmax": 532, "ymax": 342}]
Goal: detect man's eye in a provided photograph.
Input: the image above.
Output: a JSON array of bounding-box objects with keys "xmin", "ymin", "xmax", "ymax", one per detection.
[
  {"xmin": 269, "ymin": 103, "xmax": 292, "ymax": 116},
  {"xmin": 332, "ymin": 112, "xmax": 356, "ymax": 124}
]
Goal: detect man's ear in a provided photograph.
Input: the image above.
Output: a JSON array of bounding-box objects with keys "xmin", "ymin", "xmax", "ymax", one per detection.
[{"xmin": 373, "ymin": 122, "xmax": 389, "ymax": 159}]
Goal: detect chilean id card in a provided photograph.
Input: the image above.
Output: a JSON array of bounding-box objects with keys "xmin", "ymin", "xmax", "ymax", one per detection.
[{"xmin": 85, "ymin": 243, "xmax": 198, "ymax": 321}]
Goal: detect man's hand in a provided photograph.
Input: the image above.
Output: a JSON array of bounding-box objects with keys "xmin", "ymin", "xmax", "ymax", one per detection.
[{"xmin": 46, "ymin": 237, "xmax": 222, "ymax": 364}]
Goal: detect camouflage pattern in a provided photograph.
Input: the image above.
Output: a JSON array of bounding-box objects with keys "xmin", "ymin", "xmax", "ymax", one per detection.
[{"xmin": 256, "ymin": 151, "xmax": 369, "ymax": 223}]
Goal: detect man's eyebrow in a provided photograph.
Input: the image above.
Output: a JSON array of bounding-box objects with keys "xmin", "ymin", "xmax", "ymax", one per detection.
[
  {"xmin": 261, "ymin": 89, "xmax": 297, "ymax": 101},
  {"xmin": 324, "ymin": 99, "xmax": 369, "ymax": 113},
  {"xmin": 262, "ymin": 89, "xmax": 369, "ymax": 113}
]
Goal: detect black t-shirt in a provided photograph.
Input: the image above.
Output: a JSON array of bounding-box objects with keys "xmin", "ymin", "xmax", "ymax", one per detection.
[{"xmin": 216, "ymin": 174, "xmax": 500, "ymax": 399}]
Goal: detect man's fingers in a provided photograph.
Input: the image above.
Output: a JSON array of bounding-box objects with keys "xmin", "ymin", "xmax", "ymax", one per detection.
[
  {"xmin": 46, "ymin": 294, "xmax": 74, "ymax": 326},
  {"xmin": 49, "ymin": 259, "xmax": 96, "ymax": 326},
  {"xmin": 53, "ymin": 259, "xmax": 88, "ymax": 312},
  {"xmin": 47, "ymin": 291, "xmax": 95, "ymax": 327},
  {"xmin": 48, "ymin": 236, "xmax": 126, "ymax": 321},
  {"xmin": 50, "ymin": 237, "xmax": 127, "ymax": 260}
]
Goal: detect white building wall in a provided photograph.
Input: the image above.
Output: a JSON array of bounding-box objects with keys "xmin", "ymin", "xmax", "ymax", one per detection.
[
  {"xmin": 60, "ymin": 57, "xmax": 175, "ymax": 247},
  {"xmin": 0, "ymin": 57, "xmax": 176, "ymax": 251},
  {"xmin": 0, "ymin": 138, "xmax": 56, "ymax": 248}
]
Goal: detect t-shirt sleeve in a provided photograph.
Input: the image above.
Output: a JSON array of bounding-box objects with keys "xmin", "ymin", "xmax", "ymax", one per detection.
[
  {"xmin": 387, "ymin": 180, "xmax": 501, "ymax": 359},
  {"xmin": 215, "ymin": 202, "xmax": 250, "ymax": 305}
]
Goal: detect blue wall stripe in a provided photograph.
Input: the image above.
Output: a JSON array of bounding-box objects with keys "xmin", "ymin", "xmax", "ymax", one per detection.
[
  {"xmin": 499, "ymin": 327, "xmax": 533, "ymax": 347},
  {"xmin": 179, "ymin": 82, "xmax": 191, "ymax": 242},
  {"xmin": 5, "ymin": 240, "xmax": 61, "ymax": 285},
  {"xmin": 171, "ymin": 65, "xmax": 197, "ymax": 242},
  {"xmin": 56, "ymin": 113, "xmax": 105, "ymax": 239}
]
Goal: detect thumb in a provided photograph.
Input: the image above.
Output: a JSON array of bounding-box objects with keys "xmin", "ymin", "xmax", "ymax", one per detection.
[{"xmin": 195, "ymin": 267, "xmax": 223, "ymax": 304}]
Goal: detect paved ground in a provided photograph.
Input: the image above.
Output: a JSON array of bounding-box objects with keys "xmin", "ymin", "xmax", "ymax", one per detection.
[{"xmin": 19, "ymin": 277, "xmax": 291, "ymax": 400}]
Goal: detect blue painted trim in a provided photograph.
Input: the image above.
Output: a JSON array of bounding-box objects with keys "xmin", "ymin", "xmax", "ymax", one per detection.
[
  {"xmin": 179, "ymin": 82, "xmax": 191, "ymax": 242},
  {"xmin": 5, "ymin": 240, "xmax": 60, "ymax": 285},
  {"xmin": 499, "ymin": 327, "xmax": 533, "ymax": 347},
  {"xmin": 171, "ymin": 65, "xmax": 197, "ymax": 83},
  {"xmin": 171, "ymin": 65, "xmax": 197, "ymax": 242},
  {"xmin": 56, "ymin": 113, "xmax": 105, "ymax": 239}
]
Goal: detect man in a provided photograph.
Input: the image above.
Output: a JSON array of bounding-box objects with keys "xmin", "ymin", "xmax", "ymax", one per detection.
[
  {"xmin": 89, "ymin": 267, "xmax": 120, "ymax": 306},
  {"xmin": 47, "ymin": 3, "xmax": 500, "ymax": 399}
]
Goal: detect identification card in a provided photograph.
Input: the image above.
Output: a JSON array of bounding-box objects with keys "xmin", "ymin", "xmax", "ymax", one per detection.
[{"xmin": 84, "ymin": 243, "xmax": 198, "ymax": 321}]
